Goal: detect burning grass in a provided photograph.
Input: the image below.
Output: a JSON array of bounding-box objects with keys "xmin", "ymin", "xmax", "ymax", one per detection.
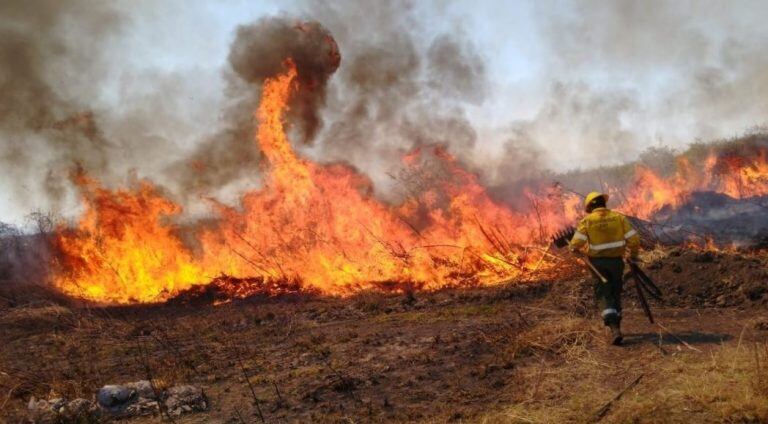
[
  {"xmin": 45, "ymin": 58, "xmax": 768, "ymax": 306},
  {"xmin": 51, "ymin": 60, "xmax": 574, "ymax": 305}
]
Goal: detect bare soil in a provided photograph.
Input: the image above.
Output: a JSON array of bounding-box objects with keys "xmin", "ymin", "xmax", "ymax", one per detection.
[{"xmin": 1, "ymin": 247, "xmax": 767, "ymax": 423}]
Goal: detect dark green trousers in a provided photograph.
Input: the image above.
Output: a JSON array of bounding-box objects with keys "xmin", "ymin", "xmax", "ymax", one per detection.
[{"xmin": 588, "ymin": 257, "xmax": 625, "ymax": 326}]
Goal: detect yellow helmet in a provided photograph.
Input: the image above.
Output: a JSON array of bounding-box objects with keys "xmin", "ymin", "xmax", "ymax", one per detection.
[{"xmin": 584, "ymin": 191, "xmax": 608, "ymax": 210}]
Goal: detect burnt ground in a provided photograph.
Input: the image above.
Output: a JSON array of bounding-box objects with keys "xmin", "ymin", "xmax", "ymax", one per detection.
[{"xmin": 1, "ymin": 247, "xmax": 767, "ymax": 423}]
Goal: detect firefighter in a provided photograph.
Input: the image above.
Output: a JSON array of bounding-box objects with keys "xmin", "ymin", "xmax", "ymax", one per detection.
[{"xmin": 569, "ymin": 191, "xmax": 640, "ymax": 345}]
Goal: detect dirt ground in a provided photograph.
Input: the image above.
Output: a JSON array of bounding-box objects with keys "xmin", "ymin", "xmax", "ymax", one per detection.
[{"xmin": 1, "ymin": 247, "xmax": 767, "ymax": 423}]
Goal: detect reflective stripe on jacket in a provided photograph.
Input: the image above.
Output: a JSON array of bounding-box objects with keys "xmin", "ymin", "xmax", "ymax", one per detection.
[{"xmin": 569, "ymin": 208, "xmax": 640, "ymax": 258}]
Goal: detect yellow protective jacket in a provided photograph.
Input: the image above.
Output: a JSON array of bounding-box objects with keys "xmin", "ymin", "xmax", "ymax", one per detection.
[{"xmin": 569, "ymin": 208, "xmax": 640, "ymax": 258}]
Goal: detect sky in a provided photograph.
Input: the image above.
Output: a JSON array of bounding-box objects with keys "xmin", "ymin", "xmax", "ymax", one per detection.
[
  {"xmin": 2, "ymin": 0, "xmax": 768, "ymax": 225},
  {"xmin": 87, "ymin": 0, "xmax": 768, "ymax": 150}
]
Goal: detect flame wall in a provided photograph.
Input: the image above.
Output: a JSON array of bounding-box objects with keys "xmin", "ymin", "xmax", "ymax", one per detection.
[{"xmin": 51, "ymin": 60, "xmax": 768, "ymax": 304}]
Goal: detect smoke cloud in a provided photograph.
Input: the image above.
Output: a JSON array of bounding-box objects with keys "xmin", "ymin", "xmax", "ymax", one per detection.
[
  {"xmin": 169, "ymin": 1, "xmax": 491, "ymax": 203},
  {"xmin": 169, "ymin": 17, "xmax": 341, "ymax": 198},
  {"xmin": 287, "ymin": 1, "xmax": 490, "ymax": 201},
  {"xmin": 3, "ymin": 0, "xmax": 768, "ymax": 224},
  {"xmin": 0, "ymin": 1, "xmax": 122, "ymax": 214},
  {"xmin": 229, "ymin": 18, "xmax": 340, "ymax": 143}
]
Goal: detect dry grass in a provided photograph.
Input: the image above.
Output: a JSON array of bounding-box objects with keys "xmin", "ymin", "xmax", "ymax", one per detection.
[
  {"xmin": 617, "ymin": 342, "xmax": 768, "ymax": 423},
  {"xmin": 478, "ymin": 342, "xmax": 768, "ymax": 424},
  {"xmin": 1, "ymin": 274, "xmax": 766, "ymax": 423},
  {"xmin": 510, "ymin": 316, "xmax": 601, "ymax": 360}
]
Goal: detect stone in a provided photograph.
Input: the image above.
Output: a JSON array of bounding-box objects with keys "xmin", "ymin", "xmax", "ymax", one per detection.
[
  {"xmin": 27, "ymin": 396, "xmax": 98, "ymax": 424},
  {"xmin": 28, "ymin": 381, "xmax": 206, "ymax": 422},
  {"xmin": 48, "ymin": 398, "xmax": 66, "ymax": 412},
  {"xmin": 123, "ymin": 398, "xmax": 158, "ymax": 416},
  {"xmin": 165, "ymin": 385, "xmax": 208, "ymax": 416},
  {"xmin": 125, "ymin": 380, "xmax": 156, "ymax": 399},
  {"xmin": 59, "ymin": 398, "xmax": 97, "ymax": 421},
  {"xmin": 97, "ymin": 384, "xmax": 136, "ymax": 407}
]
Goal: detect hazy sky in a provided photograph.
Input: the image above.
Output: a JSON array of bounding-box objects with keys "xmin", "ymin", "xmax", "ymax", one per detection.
[
  {"xmin": 76, "ymin": 0, "xmax": 768, "ymax": 154},
  {"xmin": 109, "ymin": 1, "xmax": 766, "ymax": 127},
  {"xmin": 2, "ymin": 0, "xmax": 768, "ymax": 224}
]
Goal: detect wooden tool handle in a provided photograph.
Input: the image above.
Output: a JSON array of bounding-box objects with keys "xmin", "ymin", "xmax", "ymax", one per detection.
[{"xmin": 580, "ymin": 256, "xmax": 608, "ymax": 283}]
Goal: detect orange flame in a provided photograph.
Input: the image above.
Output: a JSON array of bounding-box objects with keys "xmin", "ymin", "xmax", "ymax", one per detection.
[
  {"xmin": 618, "ymin": 150, "xmax": 768, "ymax": 219},
  {"xmin": 52, "ymin": 172, "xmax": 206, "ymax": 303},
  {"xmin": 196, "ymin": 60, "xmax": 569, "ymax": 295},
  {"xmin": 52, "ymin": 61, "xmax": 768, "ymax": 304}
]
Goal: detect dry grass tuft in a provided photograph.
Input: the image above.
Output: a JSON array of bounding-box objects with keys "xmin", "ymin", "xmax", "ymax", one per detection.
[
  {"xmin": 752, "ymin": 343, "xmax": 768, "ymax": 397},
  {"xmin": 508, "ymin": 315, "xmax": 600, "ymax": 362},
  {"xmin": 612, "ymin": 342, "xmax": 768, "ymax": 423},
  {"xmin": 482, "ymin": 342, "xmax": 768, "ymax": 423}
]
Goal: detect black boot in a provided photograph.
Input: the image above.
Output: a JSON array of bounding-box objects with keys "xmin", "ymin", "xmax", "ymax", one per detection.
[{"xmin": 609, "ymin": 323, "xmax": 623, "ymax": 346}]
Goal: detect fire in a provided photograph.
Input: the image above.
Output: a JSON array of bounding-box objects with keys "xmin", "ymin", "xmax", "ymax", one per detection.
[
  {"xmin": 52, "ymin": 171, "xmax": 206, "ymax": 303},
  {"xmin": 196, "ymin": 60, "xmax": 569, "ymax": 294},
  {"xmin": 51, "ymin": 60, "xmax": 768, "ymax": 304},
  {"xmin": 617, "ymin": 149, "xmax": 768, "ymax": 220},
  {"xmin": 53, "ymin": 61, "xmax": 571, "ymax": 304},
  {"xmin": 715, "ymin": 150, "xmax": 768, "ymax": 198}
]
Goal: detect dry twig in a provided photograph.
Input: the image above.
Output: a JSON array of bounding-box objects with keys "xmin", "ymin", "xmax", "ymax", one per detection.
[
  {"xmin": 231, "ymin": 343, "xmax": 265, "ymax": 423},
  {"xmin": 656, "ymin": 322, "xmax": 702, "ymax": 353},
  {"xmin": 594, "ymin": 373, "xmax": 644, "ymax": 421}
]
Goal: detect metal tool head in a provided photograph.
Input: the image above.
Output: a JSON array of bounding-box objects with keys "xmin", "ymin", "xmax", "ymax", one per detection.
[{"xmin": 552, "ymin": 226, "xmax": 576, "ymax": 248}]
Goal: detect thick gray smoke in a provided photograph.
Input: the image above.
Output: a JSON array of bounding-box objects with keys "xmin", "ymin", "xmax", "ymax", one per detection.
[
  {"xmin": 0, "ymin": 1, "xmax": 121, "ymax": 214},
  {"xmin": 168, "ymin": 1, "xmax": 491, "ymax": 203},
  {"xmin": 288, "ymin": 1, "xmax": 490, "ymax": 201},
  {"xmin": 0, "ymin": 1, "xmax": 233, "ymax": 223},
  {"xmin": 169, "ymin": 17, "xmax": 340, "ymax": 198},
  {"xmin": 229, "ymin": 19, "xmax": 340, "ymax": 143}
]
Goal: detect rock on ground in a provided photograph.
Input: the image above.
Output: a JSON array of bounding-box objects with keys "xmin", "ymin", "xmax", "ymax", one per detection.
[{"xmin": 27, "ymin": 380, "xmax": 207, "ymax": 423}]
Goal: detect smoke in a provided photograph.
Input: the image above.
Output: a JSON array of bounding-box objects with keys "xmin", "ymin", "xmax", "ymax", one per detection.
[
  {"xmin": 0, "ymin": 1, "xmax": 122, "ymax": 215},
  {"xmin": 505, "ymin": 82, "xmax": 639, "ymax": 171},
  {"xmin": 519, "ymin": 0, "xmax": 768, "ymax": 171},
  {"xmin": 168, "ymin": 17, "xmax": 341, "ymax": 198},
  {"xmin": 229, "ymin": 19, "xmax": 340, "ymax": 143},
  {"xmin": 168, "ymin": 1, "xmax": 491, "ymax": 204},
  {"xmin": 0, "ymin": 1, "xmax": 233, "ymax": 223},
  {"xmin": 285, "ymin": 0, "xmax": 490, "ymax": 201},
  {"xmin": 4, "ymin": 0, "xmax": 768, "ymax": 225},
  {"xmin": 286, "ymin": 0, "xmax": 745, "ymax": 199}
]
